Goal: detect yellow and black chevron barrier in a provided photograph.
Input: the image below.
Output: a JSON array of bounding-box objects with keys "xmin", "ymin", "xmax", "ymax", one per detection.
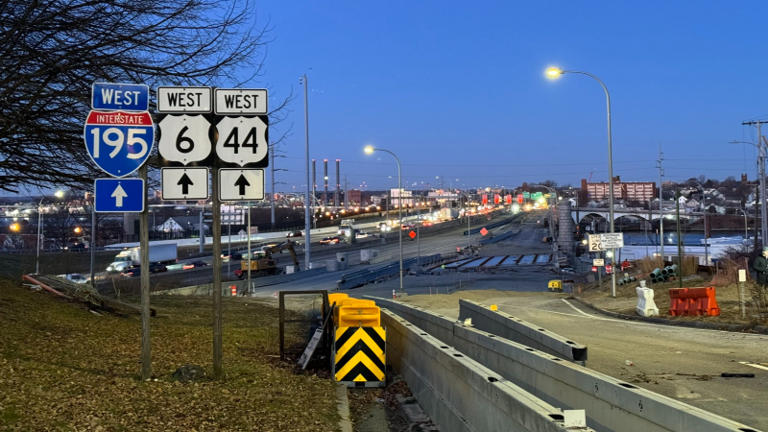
[{"xmin": 333, "ymin": 326, "xmax": 386, "ymax": 387}]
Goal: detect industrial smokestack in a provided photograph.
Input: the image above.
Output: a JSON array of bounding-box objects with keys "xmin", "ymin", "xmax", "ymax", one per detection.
[
  {"xmin": 323, "ymin": 159, "xmax": 329, "ymax": 206},
  {"xmin": 335, "ymin": 159, "xmax": 341, "ymax": 208}
]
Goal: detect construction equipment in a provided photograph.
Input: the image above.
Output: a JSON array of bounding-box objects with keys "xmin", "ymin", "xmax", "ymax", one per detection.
[
  {"xmin": 547, "ymin": 279, "xmax": 563, "ymax": 292},
  {"xmin": 234, "ymin": 240, "xmax": 299, "ymax": 278}
]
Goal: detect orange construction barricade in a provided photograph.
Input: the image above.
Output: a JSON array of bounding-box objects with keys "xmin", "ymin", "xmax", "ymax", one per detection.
[{"xmin": 669, "ymin": 287, "xmax": 720, "ymax": 316}]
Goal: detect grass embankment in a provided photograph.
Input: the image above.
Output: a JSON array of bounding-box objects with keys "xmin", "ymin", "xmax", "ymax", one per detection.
[
  {"xmin": 0, "ymin": 279, "xmax": 338, "ymax": 431},
  {"xmin": 0, "ymin": 252, "xmax": 116, "ymax": 280},
  {"xmin": 578, "ymin": 271, "xmax": 767, "ymax": 326}
]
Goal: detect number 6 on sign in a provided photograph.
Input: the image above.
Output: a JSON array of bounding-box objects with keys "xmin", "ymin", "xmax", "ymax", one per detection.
[
  {"xmin": 158, "ymin": 115, "xmax": 212, "ymax": 165},
  {"xmin": 215, "ymin": 116, "xmax": 268, "ymax": 166}
]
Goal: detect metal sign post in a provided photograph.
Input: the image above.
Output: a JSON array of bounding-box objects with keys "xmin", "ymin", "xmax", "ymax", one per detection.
[
  {"xmin": 212, "ymin": 172, "xmax": 223, "ymax": 378},
  {"xmin": 139, "ymin": 164, "xmax": 151, "ymax": 380},
  {"xmin": 247, "ymin": 202, "xmax": 252, "ymax": 294},
  {"xmin": 85, "ymin": 82, "xmax": 153, "ymax": 380},
  {"xmin": 154, "ymin": 85, "xmax": 268, "ymax": 380}
]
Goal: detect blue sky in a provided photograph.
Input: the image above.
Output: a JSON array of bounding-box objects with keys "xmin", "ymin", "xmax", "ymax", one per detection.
[{"xmin": 246, "ymin": 1, "xmax": 768, "ymax": 192}]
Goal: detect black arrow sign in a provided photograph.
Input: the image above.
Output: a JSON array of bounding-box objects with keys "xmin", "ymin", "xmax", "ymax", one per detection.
[
  {"xmin": 234, "ymin": 174, "xmax": 250, "ymax": 195},
  {"xmin": 177, "ymin": 173, "xmax": 194, "ymax": 195}
]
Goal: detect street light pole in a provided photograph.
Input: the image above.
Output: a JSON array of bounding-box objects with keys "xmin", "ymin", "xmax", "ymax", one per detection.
[
  {"xmin": 731, "ymin": 138, "xmax": 766, "ymax": 246},
  {"xmin": 35, "ymin": 198, "xmax": 43, "ymax": 275},
  {"xmin": 739, "ymin": 207, "xmax": 748, "ymax": 242},
  {"xmin": 301, "ymin": 74, "xmax": 311, "ymax": 270},
  {"xmin": 365, "ymin": 145, "xmax": 403, "ymax": 292},
  {"xmin": 546, "ymin": 66, "xmax": 616, "ymax": 296}
]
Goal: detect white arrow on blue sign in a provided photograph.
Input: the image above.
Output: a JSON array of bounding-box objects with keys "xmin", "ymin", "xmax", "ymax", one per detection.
[
  {"xmin": 92, "ymin": 83, "xmax": 149, "ymax": 112},
  {"xmin": 94, "ymin": 178, "xmax": 144, "ymax": 212},
  {"xmin": 83, "ymin": 110, "xmax": 154, "ymax": 177}
]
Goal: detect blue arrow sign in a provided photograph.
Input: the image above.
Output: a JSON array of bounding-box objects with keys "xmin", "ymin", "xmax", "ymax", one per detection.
[
  {"xmin": 94, "ymin": 178, "xmax": 144, "ymax": 212},
  {"xmin": 84, "ymin": 110, "xmax": 154, "ymax": 177},
  {"xmin": 92, "ymin": 83, "xmax": 149, "ymax": 111}
]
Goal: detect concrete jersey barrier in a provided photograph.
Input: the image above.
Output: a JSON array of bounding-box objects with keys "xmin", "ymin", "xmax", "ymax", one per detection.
[
  {"xmin": 369, "ymin": 297, "xmax": 762, "ymax": 432},
  {"xmin": 458, "ymin": 299, "xmax": 587, "ymax": 365},
  {"xmin": 382, "ymin": 308, "xmax": 595, "ymax": 432}
]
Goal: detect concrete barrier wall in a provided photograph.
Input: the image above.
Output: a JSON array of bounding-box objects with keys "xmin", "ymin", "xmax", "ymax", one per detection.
[
  {"xmin": 382, "ymin": 309, "xmax": 594, "ymax": 432},
  {"xmin": 458, "ymin": 299, "xmax": 587, "ymax": 364},
  {"xmin": 373, "ymin": 297, "xmax": 760, "ymax": 432},
  {"xmin": 370, "ymin": 297, "xmax": 454, "ymax": 342}
]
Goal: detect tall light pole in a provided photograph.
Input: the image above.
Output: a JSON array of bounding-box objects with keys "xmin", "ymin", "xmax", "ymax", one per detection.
[
  {"xmin": 364, "ymin": 144, "xmax": 403, "ymax": 292},
  {"xmin": 301, "ymin": 74, "xmax": 311, "ymax": 270},
  {"xmin": 35, "ymin": 197, "xmax": 45, "ymax": 275},
  {"xmin": 692, "ymin": 182, "xmax": 709, "ymax": 266},
  {"xmin": 738, "ymin": 206, "xmax": 749, "ymax": 242},
  {"xmin": 731, "ymin": 139, "xmax": 766, "ymax": 246},
  {"xmin": 546, "ymin": 66, "xmax": 617, "ymax": 297}
]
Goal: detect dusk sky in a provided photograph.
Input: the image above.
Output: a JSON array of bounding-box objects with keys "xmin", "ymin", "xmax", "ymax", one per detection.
[{"xmin": 250, "ymin": 1, "xmax": 768, "ymax": 192}]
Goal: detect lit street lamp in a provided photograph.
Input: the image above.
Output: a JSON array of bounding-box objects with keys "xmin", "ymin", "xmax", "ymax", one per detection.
[
  {"xmin": 364, "ymin": 144, "xmax": 403, "ymax": 293},
  {"xmin": 546, "ymin": 66, "xmax": 617, "ymax": 297}
]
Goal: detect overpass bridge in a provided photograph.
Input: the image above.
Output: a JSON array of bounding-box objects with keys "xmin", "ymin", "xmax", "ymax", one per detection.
[{"xmin": 571, "ymin": 207, "xmax": 700, "ymax": 225}]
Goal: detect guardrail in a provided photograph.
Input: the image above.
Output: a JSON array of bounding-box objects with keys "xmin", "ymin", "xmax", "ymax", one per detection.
[
  {"xmin": 370, "ymin": 297, "xmax": 761, "ymax": 432},
  {"xmin": 336, "ymin": 254, "xmax": 442, "ymax": 290},
  {"xmin": 382, "ymin": 308, "xmax": 595, "ymax": 432},
  {"xmin": 461, "ymin": 216, "xmax": 515, "ymax": 236},
  {"xmin": 458, "ymin": 299, "xmax": 587, "ymax": 365}
]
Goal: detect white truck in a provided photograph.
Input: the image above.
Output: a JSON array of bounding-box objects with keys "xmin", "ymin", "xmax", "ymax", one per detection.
[
  {"xmin": 437, "ymin": 207, "xmax": 459, "ymax": 221},
  {"xmin": 106, "ymin": 243, "xmax": 178, "ymax": 273}
]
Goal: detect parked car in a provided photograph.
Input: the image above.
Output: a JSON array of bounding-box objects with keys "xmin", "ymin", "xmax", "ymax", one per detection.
[
  {"xmin": 65, "ymin": 273, "xmax": 89, "ymax": 284},
  {"xmin": 319, "ymin": 236, "xmax": 341, "ymax": 245}
]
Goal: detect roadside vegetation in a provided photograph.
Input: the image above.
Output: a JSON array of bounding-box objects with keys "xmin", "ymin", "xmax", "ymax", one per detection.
[
  {"xmin": 578, "ymin": 254, "xmax": 768, "ymax": 326},
  {"xmin": 0, "ymin": 279, "xmax": 338, "ymax": 431}
]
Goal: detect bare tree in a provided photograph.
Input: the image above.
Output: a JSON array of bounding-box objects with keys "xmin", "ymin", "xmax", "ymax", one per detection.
[{"xmin": 0, "ymin": 0, "xmax": 269, "ymax": 193}]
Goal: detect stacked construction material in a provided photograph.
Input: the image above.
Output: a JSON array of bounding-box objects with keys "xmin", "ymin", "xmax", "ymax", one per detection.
[
  {"xmin": 649, "ymin": 264, "xmax": 678, "ymax": 284},
  {"xmin": 616, "ymin": 274, "xmax": 638, "ymax": 286}
]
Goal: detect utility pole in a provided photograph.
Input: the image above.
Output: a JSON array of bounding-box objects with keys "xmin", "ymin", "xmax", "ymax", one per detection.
[
  {"xmin": 301, "ymin": 74, "xmax": 311, "ymax": 270},
  {"xmin": 675, "ymin": 189, "xmax": 683, "ymax": 289},
  {"xmin": 743, "ymin": 120, "xmax": 768, "ymax": 247},
  {"xmin": 270, "ymin": 144, "xmax": 275, "ymax": 228},
  {"xmin": 656, "ymin": 148, "xmax": 664, "ymax": 262}
]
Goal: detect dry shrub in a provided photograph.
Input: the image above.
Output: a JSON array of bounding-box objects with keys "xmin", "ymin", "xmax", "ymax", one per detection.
[
  {"xmin": 635, "ymin": 256, "xmax": 663, "ymax": 274},
  {"xmin": 710, "ymin": 256, "xmax": 750, "ymax": 286},
  {"xmin": 680, "ymin": 255, "xmax": 699, "ymax": 276},
  {"xmin": 750, "ymin": 284, "xmax": 768, "ymax": 320}
]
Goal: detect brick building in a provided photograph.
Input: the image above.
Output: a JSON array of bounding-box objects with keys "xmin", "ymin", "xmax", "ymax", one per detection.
[{"xmin": 580, "ymin": 177, "xmax": 656, "ymax": 204}]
